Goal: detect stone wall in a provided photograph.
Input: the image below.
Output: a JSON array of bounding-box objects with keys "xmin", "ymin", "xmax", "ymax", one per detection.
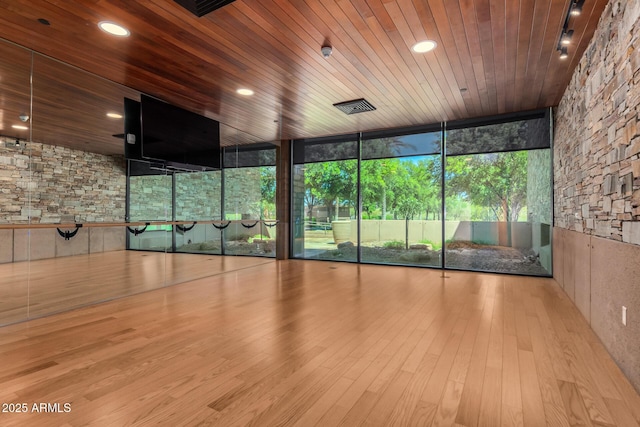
[
  {"xmin": 175, "ymin": 171, "xmax": 222, "ymax": 220},
  {"xmin": 128, "ymin": 175, "xmax": 172, "ymax": 221},
  {"xmin": 527, "ymin": 149, "xmax": 552, "ymax": 224},
  {"xmin": 0, "ymin": 137, "xmax": 126, "ymax": 223},
  {"xmin": 554, "ymin": 1, "xmax": 640, "ymax": 243},
  {"xmin": 554, "ymin": 0, "xmax": 640, "ymax": 394},
  {"xmin": 128, "ymin": 168, "xmax": 262, "ymax": 221},
  {"xmin": 224, "ymin": 168, "xmax": 262, "ymax": 218}
]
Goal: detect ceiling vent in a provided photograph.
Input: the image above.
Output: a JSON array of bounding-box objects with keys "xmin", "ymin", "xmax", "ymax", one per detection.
[
  {"xmin": 174, "ymin": 0, "xmax": 236, "ymax": 17},
  {"xmin": 333, "ymin": 98, "xmax": 377, "ymax": 115}
]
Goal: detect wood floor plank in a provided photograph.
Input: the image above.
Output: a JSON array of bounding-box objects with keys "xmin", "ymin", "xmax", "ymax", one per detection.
[
  {"xmin": 454, "ymin": 295, "xmax": 495, "ymax": 426},
  {"xmin": 528, "ymin": 315, "xmax": 565, "ymax": 406},
  {"xmin": 502, "ymin": 334, "xmax": 523, "ymax": 411},
  {"xmin": 518, "ymin": 349, "xmax": 547, "ymax": 427},
  {"xmin": 431, "ymin": 380, "xmax": 465, "ymax": 426},
  {"xmin": 558, "ymin": 379, "xmax": 594, "ymax": 427},
  {"xmin": 0, "ymin": 257, "xmax": 637, "ymax": 426}
]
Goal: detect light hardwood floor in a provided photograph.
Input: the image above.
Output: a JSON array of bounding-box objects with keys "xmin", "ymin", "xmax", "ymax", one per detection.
[
  {"xmin": 0, "ymin": 251, "xmax": 273, "ymax": 325},
  {"xmin": 0, "ymin": 259, "xmax": 638, "ymax": 426}
]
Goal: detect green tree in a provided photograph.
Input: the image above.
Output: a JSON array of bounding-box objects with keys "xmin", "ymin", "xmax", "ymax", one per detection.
[
  {"xmin": 447, "ymin": 151, "xmax": 527, "ymax": 222},
  {"xmin": 259, "ymin": 166, "xmax": 276, "ymax": 218},
  {"xmin": 361, "ymin": 159, "xmax": 399, "ymax": 219},
  {"xmin": 303, "ymin": 160, "xmax": 356, "ymax": 222}
]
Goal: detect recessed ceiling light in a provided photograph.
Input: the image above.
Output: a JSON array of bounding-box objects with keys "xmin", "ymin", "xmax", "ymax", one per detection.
[
  {"xmin": 98, "ymin": 21, "xmax": 130, "ymax": 37},
  {"xmin": 12, "ymin": 125, "xmax": 28, "ymax": 130},
  {"xmin": 237, "ymin": 88, "xmax": 254, "ymax": 96},
  {"xmin": 412, "ymin": 40, "xmax": 437, "ymax": 53},
  {"xmin": 106, "ymin": 112, "xmax": 123, "ymax": 119}
]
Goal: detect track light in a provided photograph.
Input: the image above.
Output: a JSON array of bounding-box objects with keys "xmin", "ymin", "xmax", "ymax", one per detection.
[
  {"xmin": 557, "ymin": 1, "xmax": 584, "ymax": 62},
  {"xmin": 559, "ymin": 47, "xmax": 568, "ymax": 60},
  {"xmin": 560, "ymin": 29, "xmax": 573, "ymax": 45},
  {"xmin": 570, "ymin": 0, "xmax": 584, "ymax": 16}
]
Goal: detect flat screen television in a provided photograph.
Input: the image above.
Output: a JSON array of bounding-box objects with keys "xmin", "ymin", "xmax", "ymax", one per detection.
[{"xmin": 140, "ymin": 94, "xmax": 220, "ymax": 170}]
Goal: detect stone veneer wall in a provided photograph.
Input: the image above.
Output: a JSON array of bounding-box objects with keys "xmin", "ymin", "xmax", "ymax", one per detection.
[
  {"xmin": 554, "ymin": 1, "xmax": 640, "ymax": 242},
  {"xmin": 554, "ymin": 0, "xmax": 640, "ymax": 393},
  {"xmin": 128, "ymin": 175, "xmax": 172, "ymax": 220},
  {"xmin": 0, "ymin": 136, "xmax": 126, "ymax": 223},
  {"xmin": 128, "ymin": 168, "xmax": 261, "ymax": 221},
  {"xmin": 224, "ymin": 168, "xmax": 262, "ymax": 218},
  {"xmin": 527, "ymin": 149, "xmax": 552, "ymax": 224},
  {"xmin": 175, "ymin": 171, "xmax": 222, "ymax": 220}
]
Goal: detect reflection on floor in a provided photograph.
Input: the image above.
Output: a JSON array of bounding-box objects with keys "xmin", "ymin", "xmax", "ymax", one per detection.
[
  {"xmin": 0, "ymin": 251, "xmax": 273, "ymax": 326},
  {"xmin": 0, "ymin": 261, "xmax": 638, "ymax": 425}
]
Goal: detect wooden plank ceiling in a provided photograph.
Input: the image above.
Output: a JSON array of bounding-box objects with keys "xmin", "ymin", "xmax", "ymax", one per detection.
[{"xmin": 0, "ymin": 0, "xmax": 608, "ymax": 155}]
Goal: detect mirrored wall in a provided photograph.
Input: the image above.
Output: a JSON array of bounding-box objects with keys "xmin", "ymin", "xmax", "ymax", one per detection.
[{"xmin": 0, "ymin": 37, "xmax": 276, "ymax": 327}]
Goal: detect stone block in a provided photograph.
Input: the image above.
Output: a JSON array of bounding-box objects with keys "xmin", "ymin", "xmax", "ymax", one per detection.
[
  {"xmin": 624, "ymin": 118, "xmax": 638, "ymax": 144},
  {"xmin": 633, "ymin": 159, "xmax": 640, "ymax": 177},
  {"xmin": 611, "ymin": 199, "xmax": 625, "ymax": 214},
  {"xmin": 581, "ymin": 203, "xmax": 590, "ymax": 218},
  {"xmin": 620, "ymin": 172, "xmax": 634, "ymax": 196},
  {"xmin": 608, "ymin": 123, "xmax": 617, "ymax": 145},
  {"xmin": 622, "ymin": 221, "xmax": 640, "ymax": 244},
  {"xmin": 628, "ymin": 139, "xmax": 640, "ymax": 157},
  {"xmin": 603, "ymin": 174, "xmax": 617, "ymax": 195}
]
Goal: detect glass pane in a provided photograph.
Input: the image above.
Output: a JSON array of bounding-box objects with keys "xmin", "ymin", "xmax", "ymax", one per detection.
[
  {"xmin": 223, "ymin": 166, "xmax": 276, "ymax": 257},
  {"xmin": 127, "ymin": 160, "xmax": 172, "ymax": 252},
  {"xmin": 293, "ymin": 134, "xmax": 358, "ymax": 164},
  {"xmin": 0, "ymin": 39, "xmax": 31, "ymax": 325},
  {"xmin": 174, "ymin": 170, "xmax": 222, "ymax": 255},
  {"xmin": 362, "ymin": 132, "xmax": 441, "ymax": 159},
  {"xmin": 360, "ymin": 156, "xmax": 442, "ymax": 267},
  {"xmin": 292, "ymin": 159, "xmax": 358, "ymax": 261},
  {"xmin": 446, "ymin": 116, "xmax": 550, "ymax": 156},
  {"xmin": 223, "ymin": 144, "xmax": 276, "ymax": 167},
  {"xmin": 444, "ymin": 149, "xmax": 552, "ymax": 275},
  {"xmin": 0, "ymin": 228, "xmax": 29, "ymax": 326}
]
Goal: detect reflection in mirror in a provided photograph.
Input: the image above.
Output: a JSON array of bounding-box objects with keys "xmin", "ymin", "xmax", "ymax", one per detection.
[
  {"xmin": 28, "ymin": 53, "xmax": 139, "ymax": 224},
  {"xmin": 174, "ymin": 169, "xmax": 222, "ymax": 255},
  {"xmin": 223, "ymin": 142, "xmax": 277, "ymax": 257},
  {"xmin": 0, "ymin": 39, "xmax": 32, "ymax": 224},
  {"xmin": 0, "ymin": 36, "xmax": 278, "ymax": 326},
  {"xmin": 0, "ymin": 39, "xmax": 31, "ymax": 326},
  {"xmin": 127, "ymin": 160, "xmax": 172, "ymax": 252}
]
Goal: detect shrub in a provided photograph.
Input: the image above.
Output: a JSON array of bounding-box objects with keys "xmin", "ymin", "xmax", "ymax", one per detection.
[
  {"xmin": 419, "ymin": 239, "xmax": 442, "ymax": 251},
  {"xmin": 383, "ymin": 240, "xmax": 405, "ymax": 249}
]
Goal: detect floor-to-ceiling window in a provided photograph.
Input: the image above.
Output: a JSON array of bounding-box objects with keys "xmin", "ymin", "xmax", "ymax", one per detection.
[
  {"xmin": 444, "ymin": 116, "xmax": 552, "ymax": 275},
  {"xmin": 291, "ymin": 110, "xmax": 552, "ymax": 276},
  {"xmin": 292, "ymin": 134, "xmax": 358, "ymax": 261},
  {"xmin": 360, "ymin": 127, "xmax": 442, "ymax": 266}
]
